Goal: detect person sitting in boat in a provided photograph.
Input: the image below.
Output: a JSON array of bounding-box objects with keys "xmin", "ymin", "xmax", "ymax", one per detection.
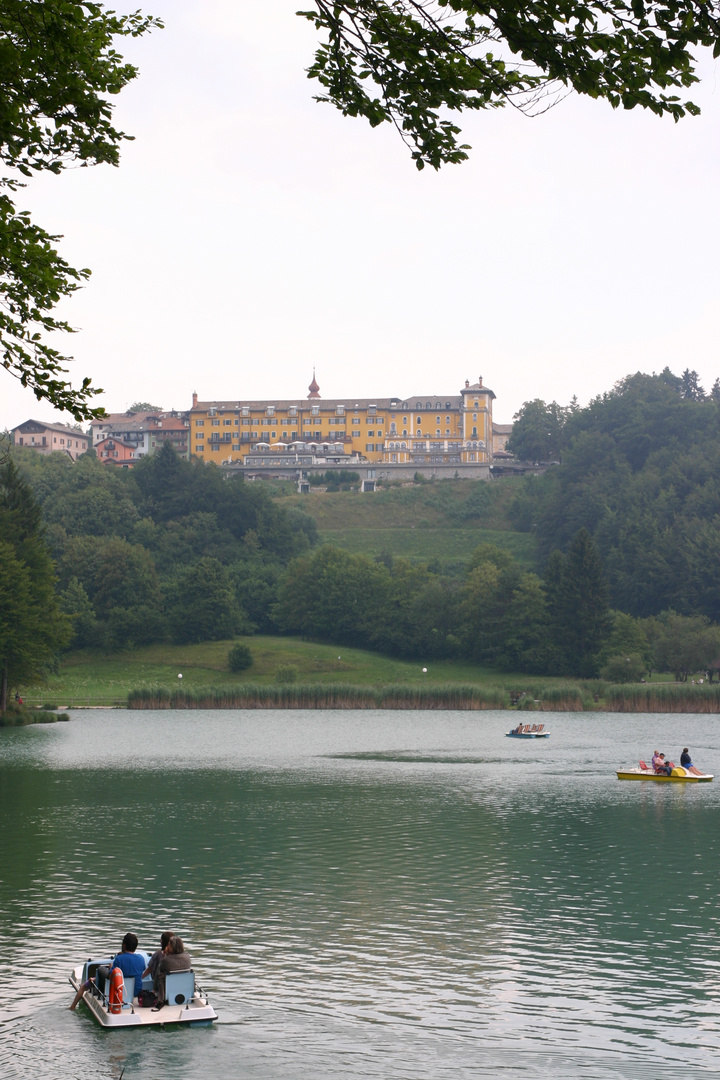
[
  {"xmin": 143, "ymin": 931, "xmax": 174, "ymax": 984},
  {"xmin": 69, "ymin": 932, "xmax": 146, "ymax": 1010},
  {"xmin": 153, "ymin": 935, "xmax": 192, "ymax": 1009},
  {"xmin": 680, "ymin": 748, "xmax": 703, "ymax": 776},
  {"xmin": 655, "ymin": 753, "xmax": 672, "ymax": 776}
]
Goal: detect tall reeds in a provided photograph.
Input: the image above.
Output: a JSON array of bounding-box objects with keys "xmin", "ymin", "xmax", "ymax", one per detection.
[
  {"xmin": 605, "ymin": 684, "xmax": 720, "ymax": 713},
  {"xmin": 127, "ymin": 683, "xmax": 511, "ymax": 710},
  {"xmin": 126, "ymin": 681, "xmax": 720, "ymax": 712}
]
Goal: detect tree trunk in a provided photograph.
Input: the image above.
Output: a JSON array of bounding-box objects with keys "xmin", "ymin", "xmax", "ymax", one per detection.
[{"xmin": 0, "ymin": 660, "xmax": 7, "ymax": 715}]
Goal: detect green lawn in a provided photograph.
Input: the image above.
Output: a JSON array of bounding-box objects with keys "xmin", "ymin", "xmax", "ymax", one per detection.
[{"xmin": 22, "ymin": 635, "xmax": 579, "ymax": 706}]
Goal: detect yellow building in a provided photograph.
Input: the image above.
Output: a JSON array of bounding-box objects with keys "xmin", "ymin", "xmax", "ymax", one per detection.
[{"xmin": 189, "ymin": 376, "xmax": 497, "ymax": 467}]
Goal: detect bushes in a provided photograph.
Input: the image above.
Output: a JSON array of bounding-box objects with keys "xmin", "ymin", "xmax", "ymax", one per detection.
[{"xmin": 227, "ymin": 642, "xmax": 253, "ymax": 673}]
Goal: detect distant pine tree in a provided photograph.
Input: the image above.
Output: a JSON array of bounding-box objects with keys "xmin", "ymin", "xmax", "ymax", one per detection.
[{"xmin": 545, "ymin": 529, "xmax": 611, "ymax": 677}]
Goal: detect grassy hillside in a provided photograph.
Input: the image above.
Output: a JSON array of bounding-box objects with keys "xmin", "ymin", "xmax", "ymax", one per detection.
[
  {"xmin": 23, "ymin": 635, "xmax": 577, "ymax": 706},
  {"xmin": 275, "ymin": 477, "xmax": 537, "ymax": 568}
]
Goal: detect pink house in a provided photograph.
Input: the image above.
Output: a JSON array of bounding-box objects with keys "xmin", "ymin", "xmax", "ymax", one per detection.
[
  {"xmin": 12, "ymin": 419, "xmax": 90, "ymax": 460},
  {"xmin": 95, "ymin": 436, "xmax": 137, "ymax": 467}
]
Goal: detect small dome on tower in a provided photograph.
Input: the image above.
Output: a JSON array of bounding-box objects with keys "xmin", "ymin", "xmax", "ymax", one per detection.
[{"xmin": 308, "ymin": 369, "xmax": 321, "ymax": 399}]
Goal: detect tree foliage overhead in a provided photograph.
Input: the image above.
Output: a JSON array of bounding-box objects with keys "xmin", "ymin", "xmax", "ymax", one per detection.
[
  {"xmin": 299, "ymin": 0, "xmax": 720, "ymax": 169},
  {"xmin": 0, "ymin": 1, "xmax": 161, "ymax": 418}
]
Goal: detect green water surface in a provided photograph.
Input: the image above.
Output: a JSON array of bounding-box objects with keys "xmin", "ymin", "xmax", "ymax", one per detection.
[{"xmin": 1, "ymin": 710, "xmax": 719, "ymax": 1079}]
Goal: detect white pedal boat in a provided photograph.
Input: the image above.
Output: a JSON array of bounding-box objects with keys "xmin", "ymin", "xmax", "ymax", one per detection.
[{"xmin": 69, "ymin": 954, "xmax": 218, "ymax": 1027}]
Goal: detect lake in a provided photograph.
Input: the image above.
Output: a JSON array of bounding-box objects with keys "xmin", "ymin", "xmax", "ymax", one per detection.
[{"xmin": 1, "ymin": 709, "xmax": 719, "ymax": 1079}]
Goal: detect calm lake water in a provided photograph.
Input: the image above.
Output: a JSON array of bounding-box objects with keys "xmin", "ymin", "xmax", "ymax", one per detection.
[{"xmin": 1, "ymin": 709, "xmax": 720, "ymax": 1079}]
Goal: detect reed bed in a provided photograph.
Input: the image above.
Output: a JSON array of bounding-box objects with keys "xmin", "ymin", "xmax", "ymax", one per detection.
[
  {"xmin": 509, "ymin": 684, "xmax": 586, "ymax": 712},
  {"xmin": 127, "ymin": 683, "xmax": 511, "ymax": 711},
  {"xmin": 605, "ymin": 684, "xmax": 720, "ymax": 713}
]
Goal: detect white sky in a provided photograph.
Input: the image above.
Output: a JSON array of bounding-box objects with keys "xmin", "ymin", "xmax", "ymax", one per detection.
[{"xmin": 2, "ymin": 0, "xmax": 720, "ymax": 429}]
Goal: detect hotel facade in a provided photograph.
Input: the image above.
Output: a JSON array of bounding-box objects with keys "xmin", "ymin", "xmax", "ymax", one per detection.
[{"xmin": 189, "ymin": 376, "xmax": 506, "ymax": 469}]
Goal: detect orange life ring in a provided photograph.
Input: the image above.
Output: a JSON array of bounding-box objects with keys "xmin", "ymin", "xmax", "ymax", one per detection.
[{"xmin": 109, "ymin": 967, "xmax": 124, "ymax": 1014}]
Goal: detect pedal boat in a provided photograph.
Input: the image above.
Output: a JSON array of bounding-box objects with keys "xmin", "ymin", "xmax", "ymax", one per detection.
[
  {"xmin": 69, "ymin": 954, "xmax": 218, "ymax": 1027},
  {"xmin": 617, "ymin": 763, "xmax": 713, "ymax": 783},
  {"xmin": 507, "ymin": 724, "xmax": 550, "ymax": 738}
]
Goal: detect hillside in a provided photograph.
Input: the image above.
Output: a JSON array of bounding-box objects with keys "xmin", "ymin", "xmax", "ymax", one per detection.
[{"xmin": 277, "ymin": 477, "xmax": 537, "ymax": 570}]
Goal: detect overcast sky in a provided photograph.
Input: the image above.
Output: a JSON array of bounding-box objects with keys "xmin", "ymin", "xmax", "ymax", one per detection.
[{"xmin": 3, "ymin": 1, "xmax": 719, "ymax": 430}]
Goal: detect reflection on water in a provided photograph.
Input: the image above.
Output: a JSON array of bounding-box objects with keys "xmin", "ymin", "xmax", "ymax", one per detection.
[{"xmin": 1, "ymin": 710, "xmax": 720, "ymax": 1078}]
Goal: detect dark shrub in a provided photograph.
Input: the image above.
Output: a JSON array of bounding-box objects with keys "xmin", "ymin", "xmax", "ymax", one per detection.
[{"xmin": 228, "ymin": 642, "xmax": 253, "ymax": 673}]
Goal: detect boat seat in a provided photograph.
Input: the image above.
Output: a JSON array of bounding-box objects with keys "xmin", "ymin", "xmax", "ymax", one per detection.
[
  {"xmin": 164, "ymin": 970, "xmax": 195, "ymax": 1006},
  {"xmin": 122, "ymin": 974, "xmax": 136, "ymax": 1009},
  {"xmin": 639, "ymin": 760, "xmax": 650, "ymax": 770}
]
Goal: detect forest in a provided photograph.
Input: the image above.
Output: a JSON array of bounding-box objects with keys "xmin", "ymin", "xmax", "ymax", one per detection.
[{"xmin": 4, "ymin": 365, "xmax": 720, "ymax": 694}]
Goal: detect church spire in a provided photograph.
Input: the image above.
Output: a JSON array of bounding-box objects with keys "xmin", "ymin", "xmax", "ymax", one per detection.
[{"xmin": 307, "ymin": 368, "xmax": 320, "ymax": 398}]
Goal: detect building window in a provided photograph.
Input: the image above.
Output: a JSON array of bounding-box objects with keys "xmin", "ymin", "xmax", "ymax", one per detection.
[
  {"xmin": 402, "ymin": 416, "xmax": 407, "ymax": 424},
  {"xmin": 211, "ymin": 419, "xmax": 220, "ymax": 426},
  {"xmin": 196, "ymin": 432, "xmax": 204, "ymax": 439},
  {"xmin": 196, "ymin": 445, "xmax": 204, "ymax": 452},
  {"xmin": 223, "ymin": 419, "xmax": 232, "ymax": 426},
  {"xmin": 242, "ymin": 418, "xmax": 250, "ymax": 425}
]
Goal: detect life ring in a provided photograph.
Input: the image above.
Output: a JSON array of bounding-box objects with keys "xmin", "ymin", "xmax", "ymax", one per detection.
[{"xmin": 109, "ymin": 967, "xmax": 124, "ymax": 1013}]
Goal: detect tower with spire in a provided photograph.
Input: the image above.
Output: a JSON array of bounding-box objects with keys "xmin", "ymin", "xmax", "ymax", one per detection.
[{"xmin": 307, "ymin": 369, "xmax": 320, "ymax": 399}]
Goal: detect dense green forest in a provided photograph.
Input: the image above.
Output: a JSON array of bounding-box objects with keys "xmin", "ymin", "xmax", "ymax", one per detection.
[
  {"xmin": 10, "ymin": 443, "xmax": 318, "ymax": 651},
  {"xmin": 509, "ymin": 369, "xmax": 720, "ymax": 621},
  {"xmin": 6, "ymin": 366, "xmax": 720, "ymax": 689}
]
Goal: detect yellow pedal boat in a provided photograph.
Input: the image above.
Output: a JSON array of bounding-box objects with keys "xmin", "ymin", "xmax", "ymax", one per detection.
[{"xmin": 617, "ymin": 766, "xmax": 713, "ymax": 783}]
